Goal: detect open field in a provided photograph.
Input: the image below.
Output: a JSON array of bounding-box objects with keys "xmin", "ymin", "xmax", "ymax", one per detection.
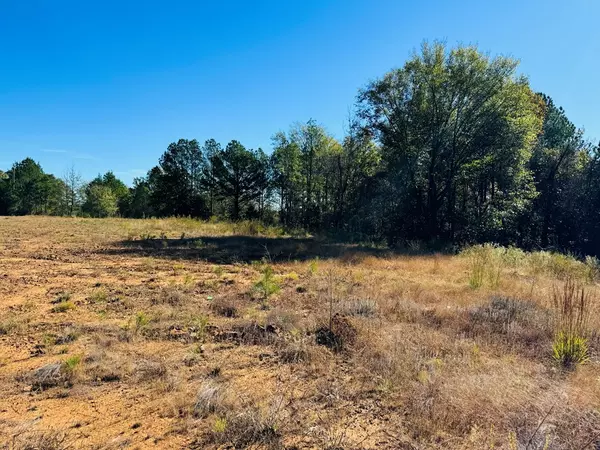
[{"xmin": 0, "ymin": 216, "xmax": 599, "ymax": 449}]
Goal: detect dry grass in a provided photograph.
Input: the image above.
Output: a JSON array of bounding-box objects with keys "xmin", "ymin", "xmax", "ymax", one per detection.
[{"xmin": 0, "ymin": 216, "xmax": 599, "ymax": 449}]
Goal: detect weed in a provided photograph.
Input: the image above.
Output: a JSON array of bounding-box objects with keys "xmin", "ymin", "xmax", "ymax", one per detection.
[
  {"xmin": 462, "ymin": 244, "xmax": 502, "ymax": 289},
  {"xmin": 315, "ymin": 314, "xmax": 357, "ymax": 353},
  {"xmin": 213, "ymin": 417, "xmax": 227, "ymax": 433},
  {"xmin": 90, "ymin": 288, "xmax": 107, "ymax": 303},
  {"xmin": 27, "ymin": 361, "xmax": 76, "ymax": 390},
  {"xmin": 183, "ymin": 273, "xmax": 194, "ymax": 285},
  {"xmin": 213, "ymin": 266, "xmax": 225, "ymax": 278},
  {"xmin": 134, "ymin": 358, "xmax": 168, "ymax": 383},
  {"xmin": 130, "ymin": 311, "xmax": 150, "ymax": 335},
  {"xmin": 277, "ymin": 336, "xmax": 312, "ymax": 363},
  {"xmin": 0, "ymin": 319, "xmax": 17, "ymax": 335},
  {"xmin": 585, "ymin": 255, "xmax": 600, "ymax": 282},
  {"xmin": 52, "ymin": 292, "xmax": 72, "ymax": 304},
  {"xmin": 209, "ymin": 404, "xmax": 283, "ymax": 449},
  {"xmin": 552, "ymin": 332, "xmax": 589, "ymax": 367},
  {"xmin": 63, "ymin": 354, "xmax": 82, "ymax": 373},
  {"xmin": 157, "ymin": 286, "xmax": 188, "ymax": 306},
  {"xmin": 189, "ymin": 314, "xmax": 210, "ymax": 341}
]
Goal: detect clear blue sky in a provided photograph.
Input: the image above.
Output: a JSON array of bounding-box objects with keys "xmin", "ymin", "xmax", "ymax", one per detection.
[{"xmin": 1, "ymin": 0, "xmax": 598, "ymax": 184}]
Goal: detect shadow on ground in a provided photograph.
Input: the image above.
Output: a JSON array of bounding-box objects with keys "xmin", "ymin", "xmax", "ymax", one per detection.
[{"xmin": 98, "ymin": 236, "xmax": 391, "ymax": 264}]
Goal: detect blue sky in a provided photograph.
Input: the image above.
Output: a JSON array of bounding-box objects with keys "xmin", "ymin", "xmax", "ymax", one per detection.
[{"xmin": 1, "ymin": 0, "xmax": 598, "ymax": 184}]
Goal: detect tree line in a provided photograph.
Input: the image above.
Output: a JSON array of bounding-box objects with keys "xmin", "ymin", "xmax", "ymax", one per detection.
[{"xmin": 1, "ymin": 42, "xmax": 599, "ymax": 256}]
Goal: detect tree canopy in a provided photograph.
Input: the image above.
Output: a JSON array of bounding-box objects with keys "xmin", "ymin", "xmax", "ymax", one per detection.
[{"xmin": 1, "ymin": 42, "xmax": 598, "ymax": 256}]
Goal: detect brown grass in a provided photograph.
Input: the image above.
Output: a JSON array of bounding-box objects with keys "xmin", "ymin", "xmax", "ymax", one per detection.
[{"xmin": 0, "ymin": 216, "xmax": 599, "ymax": 449}]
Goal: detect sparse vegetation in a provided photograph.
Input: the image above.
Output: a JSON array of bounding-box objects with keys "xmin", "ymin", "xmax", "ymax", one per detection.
[{"xmin": 2, "ymin": 217, "xmax": 600, "ymax": 449}]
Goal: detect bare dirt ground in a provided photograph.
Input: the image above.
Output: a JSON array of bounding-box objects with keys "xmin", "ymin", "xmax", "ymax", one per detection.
[{"xmin": 0, "ymin": 216, "xmax": 599, "ymax": 449}]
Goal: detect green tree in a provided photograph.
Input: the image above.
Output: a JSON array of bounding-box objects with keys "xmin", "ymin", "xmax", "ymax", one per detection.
[
  {"xmin": 201, "ymin": 139, "xmax": 222, "ymax": 217},
  {"xmin": 1, "ymin": 158, "xmax": 64, "ymax": 215},
  {"xmin": 528, "ymin": 94, "xmax": 587, "ymax": 249},
  {"xmin": 124, "ymin": 177, "xmax": 153, "ymax": 218},
  {"xmin": 213, "ymin": 140, "xmax": 263, "ymax": 220},
  {"xmin": 151, "ymin": 139, "xmax": 207, "ymax": 217},
  {"xmin": 61, "ymin": 165, "xmax": 84, "ymax": 216},
  {"xmin": 84, "ymin": 184, "xmax": 118, "ymax": 217},
  {"xmin": 271, "ymin": 132, "xmax": 302, "ymax": 227},
  {"xmin": 358, "ymin": 42, "xmax": 543, "ymax": 244},
  {"xmin": 82, "ymin": 171, "xmax": 128, "ymax": 217}
]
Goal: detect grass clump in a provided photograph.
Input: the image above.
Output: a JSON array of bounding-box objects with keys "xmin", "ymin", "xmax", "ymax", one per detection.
[
  {"xmin": 194, "ymin": 381, "xmax": 227, "ymax": 418},
  {"xmin": 207, "ymin": 404, "xmax": 283, "ymax": 449},
  {"xmin": 63, "ymin": 354, "xmax": 82, "ymax": 373},
  {"xmin": 461, "ymin": 244, "xmax": 502, "ymax": 289},
  {"xmin": 129, "ymin": 311, "xmax": 151, "ymax": 335},
  {"xmin": 90, "ymin": 288, "xmax": 107, "ymax": 303},
  {"xmin": 337, "ymin": 298, "xmax": 378, "ymax": 317},
  {"xmin": 51, "ymin": 301, "xmax": 75, "ymax": 313},
  {"xmin": 551, "ymin": 278, "xmax": 591, "ymax": 368},
  {"xmin": 8, "ymin": 429, "xmax": 69, "ymax": 450},
  {"xmin": 27, "ymin": 356, "xmax": 81, "ymax": 390}
]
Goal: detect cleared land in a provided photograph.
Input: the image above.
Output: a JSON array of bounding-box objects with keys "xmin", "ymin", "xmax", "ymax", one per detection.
[{"xmin": 0, "ymin": 216, "xmax": 599, "ymax": 449}]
